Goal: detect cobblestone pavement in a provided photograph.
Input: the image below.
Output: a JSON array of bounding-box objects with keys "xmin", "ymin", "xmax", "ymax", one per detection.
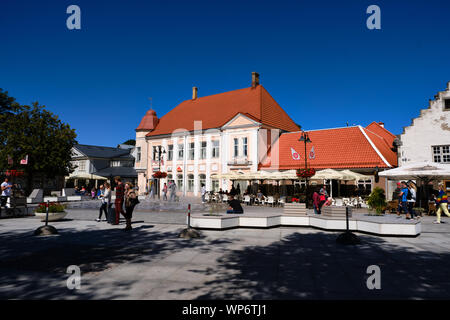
[{"xmin": 1, "ymin": 212, "xmax": 450, "ymax": 300}]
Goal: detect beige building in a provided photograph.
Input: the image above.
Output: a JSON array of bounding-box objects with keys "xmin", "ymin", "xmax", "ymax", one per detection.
[{"xmin": 134, "ymin": 73, "xmax": 300, "ymax": 196}]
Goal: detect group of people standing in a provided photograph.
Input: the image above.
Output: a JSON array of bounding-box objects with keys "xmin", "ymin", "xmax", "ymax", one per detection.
[
  {"xmin": 95, "ymin": 176, "xmax": 139, "ymax": 231},
  {"xmin": 312, "ymin": 185, "xmax": 330, "ymax": 215},
  {"xmin": 161, "ymin": 180, "xmax": 177, "ymax": 201},
  {"xmin": 393, "ymin": 181, "xmax": 418, "ymax": 220}
]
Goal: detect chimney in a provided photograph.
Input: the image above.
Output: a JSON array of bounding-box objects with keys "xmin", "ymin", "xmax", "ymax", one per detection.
[
  {"xmin": 192, "ymin": 86, "xmax": 198, "ymax": 100},
  {"xmin": 378, "ymin": 122, "xmax": 385, "ymax": 128},
  {"xmin": 251, "ymin": 72, "xmax": 259, "ymax": 88}
]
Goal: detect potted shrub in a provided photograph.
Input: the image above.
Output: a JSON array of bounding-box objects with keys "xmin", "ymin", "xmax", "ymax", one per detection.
[
  {"xmin": 35, "ymin": 202, "xmax": 68, "ymax": 221},
  {"xmin": 367, "ymin": 187, "xmax": 387, "ymax": 215}
]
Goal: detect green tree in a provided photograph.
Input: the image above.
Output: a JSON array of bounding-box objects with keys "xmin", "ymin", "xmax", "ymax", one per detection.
[
  {"xmin": 0, "ymin": 88, "xmax": 22, "ymax": 115},
  {"xmin": 120, "ymin": 139, "xmax": 136, "ymax": 146},
  {"xmin": 0, "ymin": 98, "xmax": 77, "ymax": 193},
  {"xmin": 367, "ymin": 187, "xmax": 387, "ymax": 215}
]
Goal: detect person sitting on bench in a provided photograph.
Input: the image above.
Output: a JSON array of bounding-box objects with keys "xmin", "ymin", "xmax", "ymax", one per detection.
[{"xmin": 226, "ymin": 195, "xmax": 244, "ymax": 214}]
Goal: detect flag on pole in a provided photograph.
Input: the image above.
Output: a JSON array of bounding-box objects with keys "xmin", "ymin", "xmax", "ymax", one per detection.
[
  {"xmin": 20, "ymin": 155, "xmax": 28, "ymax": 165},
  {"xmin": 309, "ymin": 146, "xmax": 316, "ymax": 160},
  {"xmin": 291, "ymin": 147, "xmax": 301, "ymax": 160}
]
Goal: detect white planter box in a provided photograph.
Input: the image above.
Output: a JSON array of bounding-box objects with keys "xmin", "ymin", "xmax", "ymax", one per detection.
[{"xmin": 35, "ymin": 211, "xmax": 68, "ymax": 221}]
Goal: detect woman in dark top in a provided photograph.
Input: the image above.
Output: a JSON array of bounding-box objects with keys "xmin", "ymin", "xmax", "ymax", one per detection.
[{"xmin": 123, "ymin": 182, "xmax": 139, "ymax": 230}]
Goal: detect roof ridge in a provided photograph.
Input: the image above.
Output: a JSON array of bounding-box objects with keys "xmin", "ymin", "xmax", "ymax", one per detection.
[
  {"xmin": 367, "ymin": 121, "xmax": 397, "ymax": 139},
  {"xmin": 357, "ymin": 126, "xmax": 392, "ymax": 167}
]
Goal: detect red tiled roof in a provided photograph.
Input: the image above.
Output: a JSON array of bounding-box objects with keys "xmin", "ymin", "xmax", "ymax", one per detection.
[
  {"xmin": 260, "ymin": 125, "xmax": 398, "ymax": 170},
  {"xmin": 136, "ymin": 109, "xmax": 159, "ymax": 131},
  {"xmin": 146, "ymin": 85, "xmax": 299, "ymax": 137}
]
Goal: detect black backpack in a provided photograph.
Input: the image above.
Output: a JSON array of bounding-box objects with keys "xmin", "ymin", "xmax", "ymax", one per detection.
[{"xmin": 406, "ymin": 189, "xmax": 412, "ymax": 200}]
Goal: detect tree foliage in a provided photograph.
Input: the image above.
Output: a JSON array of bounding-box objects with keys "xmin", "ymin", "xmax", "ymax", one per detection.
[
  {"xmin": 367, "ymin": 187, "xmax": 387, "ymax": 214},
  {"xmin": 0, "ymin": 91, "xmax": 77, "ymax": 185},
  {"xmin": 121, "ymin": 139, "xmax": 136, "ymax": 146}
]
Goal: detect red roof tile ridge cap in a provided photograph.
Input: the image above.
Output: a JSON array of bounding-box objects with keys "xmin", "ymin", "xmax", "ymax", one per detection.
[
  {"xmin": 364, "ymin": 127, "xmax": 392, "ymax": 148},
  {"xmin": 357, "ymin": 125, "xmax": 392, "ymax": 167},
  {"xmin": 366, "ymin": 121, "xmax": 397, "ymax": 139},
  {"xmin": 184, "ymin": 86, "xmax": 254, "ymax": 102},
  {"xmin": 300, "ymin": 125, "xmax": 360, "ymax": 132}
]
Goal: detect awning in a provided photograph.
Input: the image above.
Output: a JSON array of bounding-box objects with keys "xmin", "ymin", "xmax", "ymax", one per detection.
[
  {"xmin": 340, "ymin": 169, "xmax": 373, "ymax": 181},
  {"xmin": 378, "ymin": 161, "xmax": 450, "ymax": 180},
  {"xmin": 311, "ymin": 169, "xmax": 353, "ymax": 180},
  {"xmin": 65, "ymin": 172, "xmax": 107, "ymax": 180}
]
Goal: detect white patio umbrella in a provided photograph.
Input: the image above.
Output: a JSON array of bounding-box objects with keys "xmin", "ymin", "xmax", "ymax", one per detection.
[
  {"xmin": 310, "ymin": 169, "xmax": 349, "ymax": 197},
  {"xmin": 340, "ymin": 169, "xmax": 372, "ymax": 181},
  {"xmin": 378, "ymin": 161, "xmax": 450, "ymax": 180},
  {"xmin": 379, "ymin": 161, "xmax": 450, "ymax": 207},
  {"xmin": 65, "ymin": 172, "xmax": 107, "ymax": 180}
]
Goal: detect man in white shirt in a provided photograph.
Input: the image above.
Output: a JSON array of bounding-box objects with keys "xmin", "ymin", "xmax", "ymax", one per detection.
[
  {"xmin": 201, "ymin": 184, "xmax": 206, "ymax": 203},
  {"xmin": 1, "ymin": 177, "xmax": 13, "ymax": 210}
]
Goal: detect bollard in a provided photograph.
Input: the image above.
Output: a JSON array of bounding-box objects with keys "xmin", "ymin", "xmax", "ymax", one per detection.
[
  {"xmin": 34, "ymin": 200, "xmax": 58, "ymax": 236},
  {"xmin": 187, "ymin": 203, "xmax": 191, "ymax": 228},
  {"xmin": 336, "ymin": 206, "xmax": 360, "ymax": 245},
  {"xmin": 45, "ymin": 200, "xmax": 50, "ymax": 226},
  {"xmin": 179, "ymin": 203, "xmax": 201, "ymax": 239}
]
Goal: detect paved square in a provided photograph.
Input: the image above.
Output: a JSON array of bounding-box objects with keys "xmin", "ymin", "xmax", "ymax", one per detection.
[{"xmin": 1, "ymin": 212, "xmax": 450, "ymax": 299}]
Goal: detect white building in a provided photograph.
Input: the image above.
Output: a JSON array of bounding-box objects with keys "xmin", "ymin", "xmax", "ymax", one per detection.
[{"xmin": 398, "ymin": 82, "xmax": 450, "ymax": 165}]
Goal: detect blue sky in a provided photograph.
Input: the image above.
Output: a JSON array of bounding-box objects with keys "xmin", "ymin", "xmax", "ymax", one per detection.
[{"xmin": 1, "ymin": 0, "xmax": 450, "ymax": 146}]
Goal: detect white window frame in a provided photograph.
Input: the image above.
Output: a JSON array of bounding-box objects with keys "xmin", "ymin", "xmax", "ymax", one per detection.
[
  {"xmin": 168, "ymin": 145, "xmax": 173, "ymax": 161},
  {"xmin": 432, "ymin": 145, "xmax": 450, "ymax": 163},
  {"xmin": 200, "ymin": 141, "xmax": 207, "ymax": 159},
  {"xmin": 242, "ymin": 137, "xmax": 248, "ymax": 157},
  {"xmin": 212, "ymin": 140, "xmax": 220, "ymax": 158}
]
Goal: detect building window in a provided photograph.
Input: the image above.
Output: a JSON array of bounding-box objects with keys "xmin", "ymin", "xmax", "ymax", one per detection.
[
  {"xmin": 444, "ymin": 98, "xmax": 450, "ymax": 110},
  {"xmin": 168, "ymin": 145, "xmax": 173, "ymax": 161},
  {"xmin": 432, "ymin": 145, "xmax": 450, "ymax": 163},
  {"xmin": 234, "ymin": 138, "xmax": 239, "ymax": 157},
  {"xmin": 294, "ymin": 180, "xmax": 307, "ymax": 187},
  {"xmin": 177, "ymin": 174, "xmax": 183, "ymax": 192},
  {"xmin": 242, "ymin": 137, "xmax": 248, "ymax": 157},
  {"xmin": 200, "ymin": 141, "xmax": 207, "ymax": 159},
  {"xmin": 136, "ymin": 147, "xmax": 141, "ymax": 162},
  {"xmin": 167, "ymin": 174, "xmax": 173, "ymax": 181},
  {"xmin": 358, "ymin": 179, "xmax": 373, "ymax": 193},
  {"xmin": 152, "ymin": 146, "xmax": 161, "ymax": 161},
  {"xmin": 178, "ymin": 143, "xmax": 184, "ymax": 159},
  {"xmin": 211, "ymin": 179, "xmax": 219, "ymax": 192},
  {"xmin": 187, "ymin": 174, "xmax": 194, "ymax": 192},
  {"xmin": 199, "ymin": 174, "xmax": 206, "ymax": 191},
  {"xmin": 110, "ymin": 160, "xmax": 121, "ymax": 167},
  {"xmin": 188, "ymin": 142, "xmax": 195, "ymax": 160},
  {"xmin": 77, "ymin": 160, "xmax": 86, "ymax": 171},
  {"xmin": 212, "ymin": 140, "xmax": 220, "ymax": 158}
]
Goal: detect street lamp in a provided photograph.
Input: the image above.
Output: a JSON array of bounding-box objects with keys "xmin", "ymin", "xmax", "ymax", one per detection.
[
  {"xmin": 298, "ymin": 131, "xmax": 312, "ymax": 169},
  {"xmin": 153, "ymin": 145, "xmax": 166, "ymax": 200},
  {"xmin": 298, "ymin": 131, "xmax": 312, "ymax": 205}
]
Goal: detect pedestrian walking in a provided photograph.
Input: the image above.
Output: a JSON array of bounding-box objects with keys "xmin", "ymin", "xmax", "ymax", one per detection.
[
  {"xmin": 169, "ymin": 180, "xmax": 177, "ymax": 201},
  {"xmin": 1, "ymin": 177, "xmax": 13, "ymax": 214},
  {"xmin": 124, "ymin": 182, "xmax": 139, "ymax": 231},
  {"xmin": 201, "ymin": 184, "xmax": 206, "ymax": 203},
  {"xmin": 113, "ymin": 176, "xmax": 126, "ymax": 225},
  {"xmin": 162, "ymin": 182, "xmax": 168, "ymax": 201},
  {"xmin": 399, "ymin": 181, "xmax": 410, "ymax": 219},
  {"xmin": 407, "ymin": 182, "xmax": 417, "ymax": 219},
  {"xmin": 312, "ymin": 189, "xmax": 321, "ymax": 214},
  {"xmin": 97, "ymin": 183, "xmax": 111, "ymax": 222},
  {"xmin": 434, "ymin": 183, "xmax": 449, "ymax": 224}
]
